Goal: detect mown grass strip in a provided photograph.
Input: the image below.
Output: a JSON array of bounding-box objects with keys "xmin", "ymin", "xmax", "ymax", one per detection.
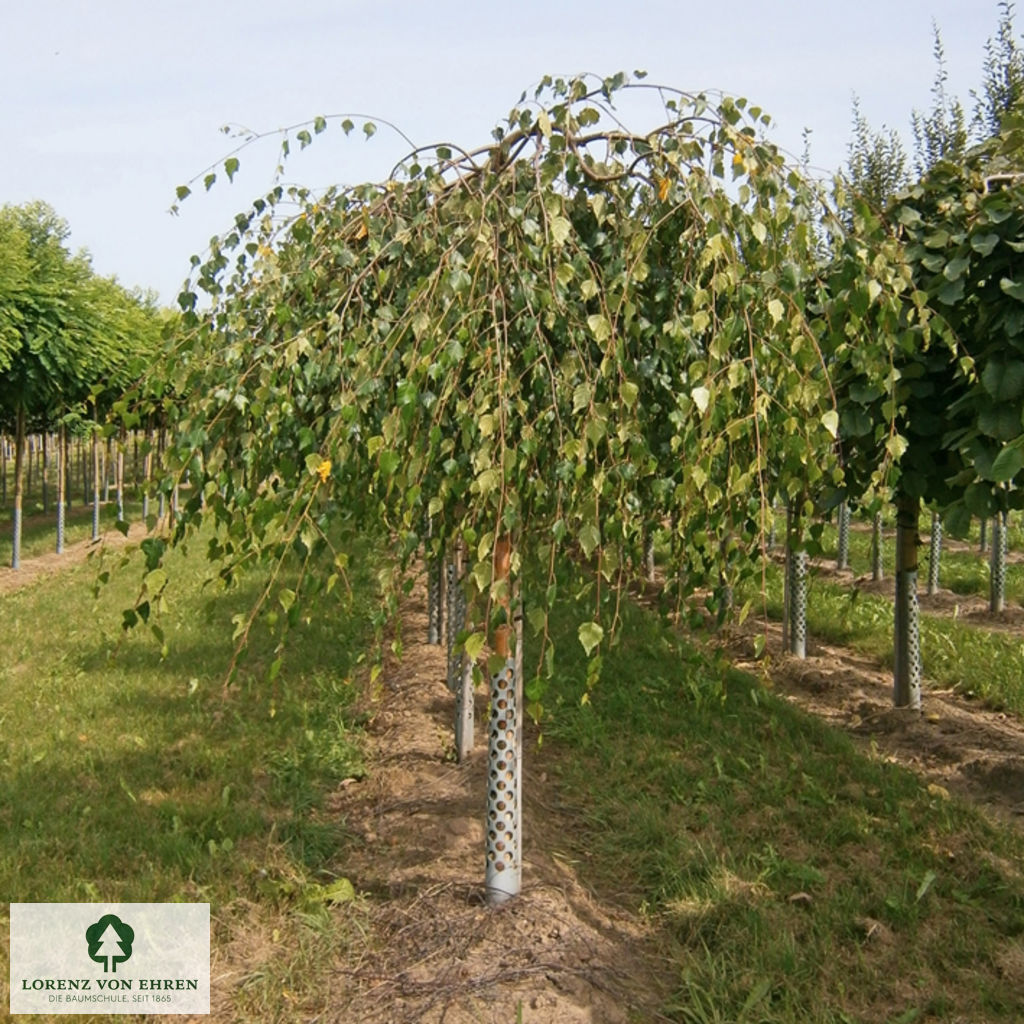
[
  {"xmin": 539, "ymin": 585, "xmax": 1024, "ymax": 1022},
  {"xmin": 0, "ymin": 526, "xmax": 380, "ymax": 1020}
]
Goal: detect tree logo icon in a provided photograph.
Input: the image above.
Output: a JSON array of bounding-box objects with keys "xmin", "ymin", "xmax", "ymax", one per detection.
[{"xmin": 85, "ymin": 914, "xmax": 135, "ymax": 973}]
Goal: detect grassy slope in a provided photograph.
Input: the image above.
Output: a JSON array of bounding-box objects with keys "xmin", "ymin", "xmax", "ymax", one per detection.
[{"xmin": 540, "ymin": 592, "xmax": 1024, "ymax": 1023}]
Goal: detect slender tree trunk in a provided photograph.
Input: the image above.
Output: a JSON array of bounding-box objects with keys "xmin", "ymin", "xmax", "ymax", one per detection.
[
  {"xmin": 927, "ymin": 511, "xmax": 942, "ymax": 596},
  {"xmin": 1, "ymin": 432, "xmax": 7, "ymax": 506},
  {"xmin": 41, "ymin": 429, "xmax": 49, "ymax": 515},
  {"xmin": 116, "ymin": 425, "xmax": 125, "ymax": 522},
  {"xmin": 991, "ymin": 511, "xmax": 1007, "ymax": 614},
  {"xmin": 426, "ymin": 515, "xmax": 442, "ymax": 645},
  {"xmin": 56, "ymin": 424, "xmax": 66, "ymax": 554},
  {"xmin": 12, "ymin": 407, "xmax": 25, "ymax": 569},
  {"xmin": 26, "ymin": 432, "xmax": 34, "ymax": 503},
  {"xmin": 767, "ymin": 500, "xmax": 777, "ymax": 550},
  {"xmin": 91, "ymin": 426, "xmax": 101, "ymax": 542},
  {"xmin": 453, "ymin": 540, "xmax": 475, "ymax": 762},
  {"xmin": 785, "ymin": 508, "xmax": 807, "ymax": 659},
  {"xmin": 142, "ymin": 421, "xmax": 153, "ymax": 523},
  {"xmin": 893, "ymin": 492, "xmax": 922, "ymax": 709},
  {"xmin": 836, "ymin": 500, "xmax": 850, "ymax": 571},
  {"xmin": 781, "ymin": 507, "xmax": 792, "ymax": 653},
  {"xmin": 103, "ymin": 436, "xmax": 112, "ymax": 503},
  {"xmin": 485, "ymin": 534, "xmax": 520, "ymax": 906},
  {"xmin": 871, "ymin": 511, "xmax": 884, "ymax": 582},
  {"xmin": 979, "ymin": 517, "xmax": 989, "ymax": 553},
  {"xmin": 644, "ymin": 526, "xmax": 656, "ymax": 583}
]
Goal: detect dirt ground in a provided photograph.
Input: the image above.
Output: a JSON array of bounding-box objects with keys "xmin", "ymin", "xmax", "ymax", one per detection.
[
  {"xmin": 726, "ymin": 560, "xmax": 1024, "ymax": 828},
  {"xmin": 322, "ymin": 579, "xmax": 675, "ymax": 1023},
  {"xmin": 6, "ymin": 530, "xmax": 1024, "ymax": 1021}
]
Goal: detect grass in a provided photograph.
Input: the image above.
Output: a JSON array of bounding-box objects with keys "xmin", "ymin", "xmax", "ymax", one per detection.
[
  {"xmin": 741, "ymin": 560, "xmax": 1024, "ymax": 715},
  {"xmin": 537, "ymin": 586, "xmax": 1024, "ymax": 1022},
  {"xmin": 0, "ymin": 523, "xmax": 380, "ymax": 1021},
  {"xmin": 6, "ymin": 517, "xmax": 1024, "ymax": 1022},
  {"xmin": 811, "ymin": 511, "xmax": 1024, "ymax": 607}
]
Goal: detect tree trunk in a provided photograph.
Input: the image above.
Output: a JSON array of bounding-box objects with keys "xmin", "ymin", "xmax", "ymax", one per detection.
[
  {"xmin": 644, "ymin": 527, "xmax": 656, "ymax": 583},
  {"xmin": 41, "ymin": 429, "xmax": 49, "ymax": 514},
  {"xmin": 452, "ymin": 540, "xmax": 475, "ymax": 763},
  {"xmin": 116, "ymin": 426, "xmax": 125, "ymax": 522},
  {"xmin": 142, "ymin": 421, "xmax": 154, "ymax": 523},
  {"xmin": 11, "ymin": 407, "xmax": 25, "ymax": 569},
  {"xmin": 56, "ymin": 424, "xmax": 66, "ymax": 554},
  {"xmin": 427, "ymin": 521, "xmax": 442, "ymax": 646},
  {"xmin": 871, "ymin": 511, "xmax": 884, "ymax": 582},
  {"xmin": 785, "ymin": 509, "xmax": 808, "ymax": 659},
  {"xmin": 91, "ymin": 426, "xmax": 101, "ymax": 542},
  {"xmin": 485, "ymin": 534, "xmax": 520, "ymax": 906},
  {"xmin": 979, "ymin": 517, "xmax": 988, "ymax": 553},
  {"xmin": 991, "ymin": 511, "xmax": 1007, "ymax": 614},
  {"xmin": 836, "ymin": 500, "xmax": 850, "ymax": 571},
  {"xmin": 893, "ymin": 492, "xmax": 922, "ymax": 709},
  {"xmin": 927, "ymin": 511, "xmax": 942, "ymax": 596}
]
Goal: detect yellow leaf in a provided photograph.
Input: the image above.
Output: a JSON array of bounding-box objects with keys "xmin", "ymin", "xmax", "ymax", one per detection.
[
  {"xmin": 657, "ymin": 176, "xmax": 670, "ymax": 202},
  {"xmin": 316, "ymin": 459, "xmax": 332, "ymax": 483},
  {"xmin": 927, "ymin": 783, "xmax": 950, "ymax": 801}
]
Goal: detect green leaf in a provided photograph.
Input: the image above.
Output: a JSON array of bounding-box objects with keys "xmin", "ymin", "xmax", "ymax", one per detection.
[
  {"xmin": 691, "ymin": 386, "xmax": 710, "ymax": 414},
  {"xmin": 990, "ymin": 443, "xmax": 1024, "ymax": 482},
  {"xmin": 549, "ymin": 216, "xmax": 572, "ymax": 246},
  {"xmin": 578, "ymin": 523, "xmax": 601, "ymax": 558},
  {"xmin": 464, "ymin": 633, "xmax": 487, "ymax": 661},
  {"xmin": 577, "ymin": 621, "xmax": 604, "ymax": 657},
  {"xmin": 821, "ymin": 410, "xmax": 839, "ymax": 439},
  {"xmin": 587, "ymin": 314, "xmax": 612, "ymax": 342},
  {"xmin": 981, "ymin": 360, "xmax": 1024, "ymax": 402},
  {"xmin": 362, "ymin": 121, "xmax": 377, "ymax": 139},
  {"xmin": 224, "ymin": 157, "xmax": 240, "ymax": 182},
  {"xmin": 767, "ymin": 298, "xmax": 785, "ymax": 324},
  {"xmin": 175, "ymin": 185, "xmax": 191, "ymax": 201},
  {"xmin": 971, "ymin": 232, "xmax": 999, "ymax": 256},
  {"xmin": 1000, "ymin": 277, "xmax": 1024, "ymax": 302}
]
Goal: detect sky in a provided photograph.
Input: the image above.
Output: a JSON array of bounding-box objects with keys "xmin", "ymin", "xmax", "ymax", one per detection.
[{"xmin": 2, "ymin": 1, "xmax": 1003, "ymax": 306}]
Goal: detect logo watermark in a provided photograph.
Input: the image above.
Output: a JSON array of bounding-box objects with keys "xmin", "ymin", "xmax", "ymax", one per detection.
[{"xmin": 10, "ymin": 903, "xmax": 209, "ymax": 1015}]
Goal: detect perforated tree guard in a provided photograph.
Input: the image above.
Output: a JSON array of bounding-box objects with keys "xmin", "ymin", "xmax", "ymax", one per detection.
[
  {"xmin": 871, "ymin": 512, "xmax": 884, "ymax": 582},
  {"xmin": 836, "ymin": 501, "xmax": 850, "ymax": 570},
  {"xmin": 485, "ymin": 657, "xmax": 520, "ymax": 905},
  {"xmin": 790, "ymin": 549, "xmax": 808, "ymax": 659},
  {"xmin": 445, "ymin": 558, "xmax": 457, "ymax": 688},
  {"xmin": 927, "ymin": 512, "xmax": 942, "ymax": 595},
  {"xmin": 894, "ymin": 495, "xmax": 922, "ymax": 709},
  {"xmin": 991, "ymin": 513, "xmax": 1007, "ymax": 614},
  {"xmin": 427, "ymin": 554, "xmax": 442, "ymax": 645},
  {"xmin": 11, "ymin": 506, "xmax": 21, "ymax": 570}
]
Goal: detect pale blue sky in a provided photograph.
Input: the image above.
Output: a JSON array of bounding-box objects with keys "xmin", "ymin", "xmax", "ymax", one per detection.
[{"xmin": 2, "ymin": 1, "xmax": 1000, "ymax": 304}]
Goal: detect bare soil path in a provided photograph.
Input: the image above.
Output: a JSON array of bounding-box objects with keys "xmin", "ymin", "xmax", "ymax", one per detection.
[{"xmin": 323, "ymin": 578, "xmax": 675, "ymax": 1023}]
